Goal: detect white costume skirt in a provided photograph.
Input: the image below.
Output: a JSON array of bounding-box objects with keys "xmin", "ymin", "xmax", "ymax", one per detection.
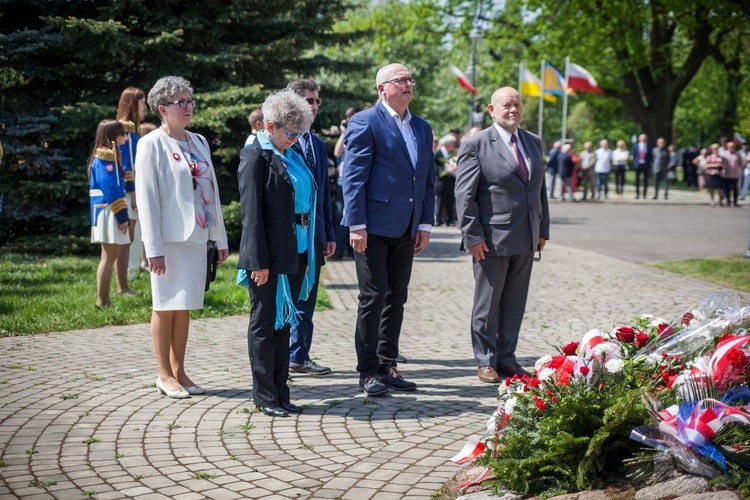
[
  {"xmin": 126, "ymin": 192, "xmax": 139, "ymax": 221},
  {"xmin": 91, "ymin": 208, "xmax": 131, "ymax": 245},
  {"xmin": 150, "ymin": 239, "xmax": 207, "ymax": 311}
]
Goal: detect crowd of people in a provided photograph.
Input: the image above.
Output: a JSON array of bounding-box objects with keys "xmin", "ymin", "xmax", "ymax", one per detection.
[
  {"xmin": 541, "ymin": 134, "xmax": 750, "ymax": 205},
  {"xmin": 85, "ymin": 65, "xmax": 746, "ymax": 418}
]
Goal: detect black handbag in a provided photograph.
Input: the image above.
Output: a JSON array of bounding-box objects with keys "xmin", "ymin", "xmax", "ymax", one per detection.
[{"xmin": 205, "ymin": 240, "xmax": 219, "ymax": 291}]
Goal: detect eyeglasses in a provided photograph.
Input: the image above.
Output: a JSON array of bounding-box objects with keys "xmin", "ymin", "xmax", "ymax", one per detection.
[
  {"xmin": 383, "ymin": 77, "xmax": 416, "ymax": 87},
  {"xmin": 305, "ymin": 97, "xmax": 322, "ymax": 106},
  {"xmin": 279, "ymin": 125, "xmax": 301, "ymax": 141},
  {"xmin": 166, "ymin": 99, "xmax": 196, "ymax": 109}
]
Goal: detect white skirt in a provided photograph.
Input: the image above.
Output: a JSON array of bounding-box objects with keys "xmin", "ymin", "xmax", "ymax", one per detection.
[
  {"xmin": 126, "ymin": 192, "xmax": 139, "ymax": 221},
  {"xmin": 150, "ymin": 239, "xmax": 207, "ymax": 311},
  {"xmin": 91, "ymin": 208, "xmax": 131, "ymax": 245}
]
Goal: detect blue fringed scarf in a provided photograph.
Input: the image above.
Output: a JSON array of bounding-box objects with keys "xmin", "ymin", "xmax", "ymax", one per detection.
[{"xmin": 237, "ymin": 131, "xmax": 316, "ymax": 329}]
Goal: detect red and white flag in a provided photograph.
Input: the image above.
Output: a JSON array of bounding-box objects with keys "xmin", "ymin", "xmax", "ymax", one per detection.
[
  {"xmin": 450, "ymin": 65, "xmax": 477, "ymax": 95},
  {"xmin": 450, "ymin": 435, "xmax": 486, "ymax": 464},
  {"xmin": 568, "ymin": 62, "xmax": 605, "ymax": 95},
  {"xmin": 734, "ymin": 132, "xmax": 745, "ymax": 145}
]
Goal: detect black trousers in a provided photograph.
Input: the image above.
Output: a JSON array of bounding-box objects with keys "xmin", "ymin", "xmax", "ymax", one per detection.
[
  {"xmin": 635, "ymin": 168, "xmax": 649, "ymax": 197},
  {"xmin": 246, "ymin": 252, "xmax": 307, "ymax": 407},
  {"xmin": 353, "ymin": 230, "xmax": 415, "ymax": 380}
]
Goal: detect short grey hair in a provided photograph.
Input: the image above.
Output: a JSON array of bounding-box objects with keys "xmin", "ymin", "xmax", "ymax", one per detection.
[
  {"xmin": 262, "ymin": 89, "xmax": 314, "ymax": 132},
  {"xmin": 439, "ymin": 134, "xmax": 457, "ymax": 147},
  {"xmin": 147, "ymin": 76, "xmax": 194, "ymax": 117}
]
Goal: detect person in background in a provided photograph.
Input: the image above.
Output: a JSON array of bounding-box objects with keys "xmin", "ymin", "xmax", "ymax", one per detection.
[
  {"xmin": 612, "ymin": 140, "xmax": 629, "ymax": 199},
  {"xmin": 434, "ymin": 134, "xmax": 458, "ymax": 226},
  {"xmin": 331, "ymin": 106, "xmax": 360, "ymax": 261},
  {"xmin": 286, "ymin": 78, "xmax": 335, "ymax": 376},
  {"xmin": 244, "ymin": 109, "xmax": 264, "ymax": 147},
  {"xmin": 546, "ymin": 140, "xmax": 561, "ymax": 199},
  {"xmin": 136, "ymin": 76, "xmax": 229, "ymax": 399},
  {"xmin": 88, "ymin": 119, "xmax": 130, "ymax": 309},
  {"xmin": 683, "ymin": 146, "xmax": 699, "ymax": 187},
  {"xmin": 116, "ymin": 87, "xmax": 148, "ymax": 284},
  {"xmin": 632, "ymin": 134, "xmax": 652, "ymax": 199},
  {"xmin": 558, "ymin": 143, "xmax": 577, "ymax": 201},
  {"xmin": 237, "ymin": 89, "xmax": 316, "ymax": 417},
  {"xmin": 693, "ymin": 147, "xmax": 708, "ymax": 194},
  {"xmin": 455, "ymin": 86, "xmax": 549, "ymax": 383},
  {"xmin": 740, "ymin": 143, "xmax": 750, "ymax": 201},
  {"xmin": 594, "ymin": 139, "xmax": 612, "ymax": 200},
  {"xmin": 578, "ymin": 141, "xmax": 596, "ymax": 201},
  {"xmin": 651, "ymin": 138, "xmax": 669, "ymax": 200},
  {"xmin": 721, "ymin": 141, "xmax": 742, "ymax": 207},
  {"xmin": 703, "ymin": 143, "xmax": 726, "ymax": 207},
  {"xmin": 341, "ymin": 63, "xmax": 435, "ymax": 397}
]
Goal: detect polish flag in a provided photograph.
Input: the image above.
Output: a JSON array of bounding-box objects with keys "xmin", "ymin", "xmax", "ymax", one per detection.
[
  {"xmin": 450, "ymin": 65, "xmax": 477, "ymax": 95},
  {"xmin": 734, "ymin": 132, "xmax": 745, "ymax": 145},
  {"xmin": 450, "ymin": 435, "xmax": 486, "ymax": 464},
  {"xmin": 568, "ymin": 62, "xmax": 605, "ymax": 95}
]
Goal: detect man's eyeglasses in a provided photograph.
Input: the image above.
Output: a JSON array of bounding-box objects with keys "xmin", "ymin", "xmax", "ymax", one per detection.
[
  {"xmin": 279, "ymin": 125, "xmax": 301, "ymax": 141},
  {"xmin": 305, "ymin": 97, "xmax": 322, "ymax": 106},
  {"xmin": 166, "ymin": 99, "xmax": 197, "ymax": 110},
  {"xmin": 383, "ymin": 77, "xmax": 416, "ymax": 87}
]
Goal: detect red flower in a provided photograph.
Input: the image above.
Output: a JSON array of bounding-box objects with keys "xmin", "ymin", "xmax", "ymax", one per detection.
[
  {"xmin": 727, "ymin": 348, "xmax": 749, "ymax": 370},
  {"xmin": 551, "ymin": 396, "xmax": 558, "ymax": 403},
  {"xmin": 579, "ymin": 366, "xmax": 590, "ymax": 376},
  {"xmin": 634, "ymin": 333, "xmax": 649, "ymax": 348},
  {"xmin": 615, "ymin": 327, "xmax": 635, "ymax": 343},
  {"xmin": 682, "ymin": 312, "xmax": 694, "ymax": 325},
  {"xmin": 535, "ymin": 399, "xmax": 547, "ymax": 411},
  {"xmin": 504, "ymin": 377, "xmax": 512, "ymax": 387},
  {"xmin": 545, "ymin": 390, "xmax": 553, "ymax": 397},
  {"xmin": 548, "ymin": 355, "xmax": 568, "ymax": 370},
  {"xmin": 658, "ymin": 323, "xmax": 673, "ymax": 339},
  {"xmin": 530, "ymin": 378, "xmax": 540, "ymax": 388},
  {"xmin": 562, "ymin": 342, "xmax": 579, "ymax": 356},
  {"xmin": 719, "ymin": 333, "xmax": 733, "ymax": 343}
]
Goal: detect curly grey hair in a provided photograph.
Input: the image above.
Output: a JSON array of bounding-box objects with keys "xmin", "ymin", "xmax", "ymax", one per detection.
[
  {"xmin": 147, "ymin": 76, "xmax": 194, "ymax": 118},
  {"xmin": 262, "ymin": 89, "xmax": 314, "ymax": 132}
]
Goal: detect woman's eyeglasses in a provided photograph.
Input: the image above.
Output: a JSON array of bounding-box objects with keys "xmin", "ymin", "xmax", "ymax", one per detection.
[
  {"xmin": 166, "ymin": 99, "xmax": 197, "ymax": 110},
  {"xmin": 305, "ymin": 97, "xmax": 322, "ymax": 106},
  {"xmin": 279, "ymin": 126, "xmax": 301, "ymax": 141}
]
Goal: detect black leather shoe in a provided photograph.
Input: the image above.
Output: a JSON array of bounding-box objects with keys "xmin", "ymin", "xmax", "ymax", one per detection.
[
  {"xmin": 280, "ymin": 402, "xmax": 302, "ymax": 413},
  {"xmin": 260, "ymin": 406, "xmax": 289, "ymax": 417},
  {"xmin": 360, "ymin": 375, "xmax": 389, "ymax": 397},
  {"xmin": 497, "ymin": 363, "xmax": 531, "ymax": 378},
  {"xmin": 380, "ymin": 367, "xmax": 417, "ymax": 392}
]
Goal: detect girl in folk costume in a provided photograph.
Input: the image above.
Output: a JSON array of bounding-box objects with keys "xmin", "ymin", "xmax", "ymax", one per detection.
[
  {"xmin": 116, "ymin": 87, "xmax": 148, "ymax": 285},
  {"xmin": 89, "ymin": 119, "xmax": 130, "ymax": 308}
]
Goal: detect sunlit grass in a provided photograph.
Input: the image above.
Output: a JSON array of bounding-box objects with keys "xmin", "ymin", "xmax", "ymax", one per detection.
[{"xmin": 650, "ymin": 254, "xmax": 750, "ymax": 293}]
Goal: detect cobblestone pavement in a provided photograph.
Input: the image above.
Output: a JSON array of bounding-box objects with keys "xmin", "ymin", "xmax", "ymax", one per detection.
[{"xmin": 0, "ymin": 187, "xmax": 747, "ymax": 499}]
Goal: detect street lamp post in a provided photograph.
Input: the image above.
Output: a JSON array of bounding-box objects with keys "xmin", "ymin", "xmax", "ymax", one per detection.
[{"xmin": 467, "ymin": 27, "xmax": 483, "ymax": 130}]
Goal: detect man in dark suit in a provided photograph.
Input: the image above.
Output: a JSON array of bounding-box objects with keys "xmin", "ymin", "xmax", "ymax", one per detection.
[
  {"xmin": 455, "ymin": 87, "xmax": 550, "ymax": 384},
  {"xmin": 632, "ymin": 133, "xmax": 652, "ymax": 199},
  {"xmin": 286, "ymin": 79, "xmax": 336, "ymax": 376},
  {"xmin": 342, "ymin": 63, "xmax": 435, "ymax": 397}
]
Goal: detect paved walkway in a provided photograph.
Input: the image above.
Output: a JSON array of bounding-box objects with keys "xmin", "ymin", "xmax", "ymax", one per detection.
[{"xmin": 0, "ymin": 186, "xmax": 747, "ymax": 499}]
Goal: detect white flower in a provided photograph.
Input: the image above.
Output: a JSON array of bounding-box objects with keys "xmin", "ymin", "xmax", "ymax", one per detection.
[
  {"xmin": 646, "ymin": 354, "xmax": 661, "ymax": 366},
  {"xmin": 592, "ymin": 343, "xmax": 614, "ymax": 356},
  {"xmin": 650, "ymin": 317, "xmax": 668, "ymax": 328},
  {"xmin": 538, "ymin": 367, "xmax": 556, "ymax": 381},
  {"xmin": 605, "ymin": 359, "xmax": 624, "ymax": 373},
  {"xmin": 639, "ymin": 314, "xmax": 655, "ymax": 320},
  {"xmin": 535, "ymin": 355, "xmax": 553, "ymax": 371},
  {"xmin": 504, "ymin": 396, "xmax": 518, "ymax": 415},
  {"xmin": 498, "ymin": 382, "xmax": 508, "ymax": 396}
]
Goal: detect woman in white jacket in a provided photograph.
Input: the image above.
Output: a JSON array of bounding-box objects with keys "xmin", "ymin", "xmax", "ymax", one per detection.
[{"xmin": 135, "ymin": 76, "xmax": 228, "ymax": 399}]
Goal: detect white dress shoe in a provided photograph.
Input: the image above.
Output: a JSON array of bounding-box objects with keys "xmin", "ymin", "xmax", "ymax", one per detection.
[
  {"xmin": 156, "ymin": 378, "xmax": 190, "ymax": 399},
  {"xmin": 184, "ymin": 385, "xmax": 205, "ymax": 395}
]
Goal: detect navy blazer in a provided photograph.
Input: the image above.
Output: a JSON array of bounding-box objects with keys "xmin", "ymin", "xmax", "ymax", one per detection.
[
  {"xmin": 632, "ymin": 143, "xmax": 653, "ymax": 172},
  {"xmin": 293, "ymin": 133, "xmax": 335, "ymax": 253},
  {"xmin": 341, "ymin": 102, "xmax": 435, "ymax": 238}
]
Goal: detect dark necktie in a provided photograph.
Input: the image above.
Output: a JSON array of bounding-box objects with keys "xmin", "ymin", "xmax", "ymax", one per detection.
[
  {"xmin": 303, "ymin": 132, "xmax": 315, "ymax": 173},
  {"xmin": 511, "ymin": 134, "xmax": 529, "ymax": 183}
]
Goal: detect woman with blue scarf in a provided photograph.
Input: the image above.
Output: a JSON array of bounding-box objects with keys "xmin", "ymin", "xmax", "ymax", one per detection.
[{"xmin": 237, "ymin": 89, "xmax": 317, "ymax": 418}]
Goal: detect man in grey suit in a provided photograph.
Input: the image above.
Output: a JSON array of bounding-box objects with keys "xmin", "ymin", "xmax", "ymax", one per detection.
[{"xmin": 455, "ymin": 86, "xmax": 550, "ymax": 384}]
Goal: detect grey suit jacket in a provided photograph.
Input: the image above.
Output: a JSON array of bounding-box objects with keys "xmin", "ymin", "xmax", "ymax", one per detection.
[{"xmin": 455, "ymin": 125, "xmax": 550, "ymax": 256}]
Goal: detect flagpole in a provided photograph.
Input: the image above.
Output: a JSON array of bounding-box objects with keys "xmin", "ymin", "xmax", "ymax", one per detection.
[
  {"xmin": 538, "ymin": 60, "xmax": 545, "ymax": 142},
  {"xmin": 562, "ymin": 56, "xmax": 569, "ymax": 142}
]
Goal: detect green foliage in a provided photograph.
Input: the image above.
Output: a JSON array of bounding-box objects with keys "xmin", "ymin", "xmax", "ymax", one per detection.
[{"xmin": 221, "ymin": 201, "xmax": 242, "ymax": 252}]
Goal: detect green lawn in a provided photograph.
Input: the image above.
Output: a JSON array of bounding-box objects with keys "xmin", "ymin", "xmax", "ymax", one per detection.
[
  {"xmin": 650, "ymin": 254, "xmax": 750, "ymax": 293},
  {"xmin": 0, "ymin": 253, "xmax": 331, "ymax": 336}
]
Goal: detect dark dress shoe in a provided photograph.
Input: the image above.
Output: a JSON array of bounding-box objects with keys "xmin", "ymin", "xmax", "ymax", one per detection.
[
  {"xmin": 280, "ymin": 402, "xmax": 302, "ymax": 413},
  {"xmin": 381, "ymin": 367, "xmax": 417, "ymax": 391},
  {"xmin": 260, "ymin": 406, "xmax": 289, "ymax": 417},
  {"xmin": 360, "ymin": 375, "xmax": 389, "ymax": 397},
  {"xmin": 497, "ymin": 363, "xmax": 531, "ymax": 378},
  {"xmin": 477, "ymin": 366, "xmax": 500, "ymax": 383}
]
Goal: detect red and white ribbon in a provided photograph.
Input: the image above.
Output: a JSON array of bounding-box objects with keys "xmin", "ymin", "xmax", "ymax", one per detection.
[{"xmin": 450, "ymin": 435, "xmax": 486, "ymax": 464}]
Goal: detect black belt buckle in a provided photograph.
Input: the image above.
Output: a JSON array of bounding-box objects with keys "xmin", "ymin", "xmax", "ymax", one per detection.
[{"xmin": 296, "ymin": 212, "xmax": 310, "ymax": 228}]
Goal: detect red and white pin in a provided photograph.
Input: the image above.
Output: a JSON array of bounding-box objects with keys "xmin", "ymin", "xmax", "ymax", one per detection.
[{"xmin": 173, "ymin": 152, "xmax": 181, "ymax": 161}]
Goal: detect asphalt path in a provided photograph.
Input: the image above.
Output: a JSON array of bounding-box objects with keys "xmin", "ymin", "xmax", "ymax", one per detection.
[{"xmin": 547, "ymin": 202, "xmax": 749, "ymax": 263}]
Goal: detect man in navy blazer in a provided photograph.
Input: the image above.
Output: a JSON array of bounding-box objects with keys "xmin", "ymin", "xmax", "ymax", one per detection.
[
  {"xmin": 632, "ymin": 133, "xmax": 652, "ymax": 199},
  {"xmin": 342, "ymin": 63, "xmax": 435, "ymax": 397},
  {"xmin": 286, "ymin": 79, "xmax": 336, "ymax": 376}
]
